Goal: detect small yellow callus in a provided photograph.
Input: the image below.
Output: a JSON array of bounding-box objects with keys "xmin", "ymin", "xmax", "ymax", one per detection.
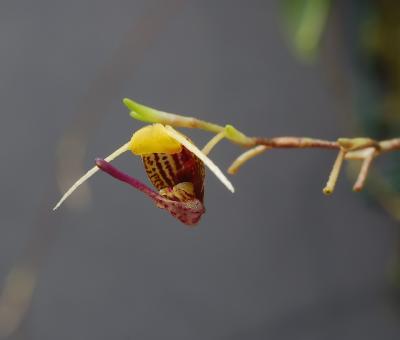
[{"xmin": 129, "ymin": 124, "xmax": 183, "ymax": 155}]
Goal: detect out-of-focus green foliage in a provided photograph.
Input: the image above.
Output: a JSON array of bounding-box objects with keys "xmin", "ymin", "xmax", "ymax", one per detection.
[
  {"xmin": 283, "ymin": 0, "xmax": 400, "ymax": 213},
  {"xmin": 350, "ymin": 1, "xmax": 400, "ymax": 203},
  {"xmin": 282, "ymin": 0, "xmax": 400, "ymax": 290},
  {"xmin": 281, "ymin": 0, "xmax": 331, "ymax": 61}
]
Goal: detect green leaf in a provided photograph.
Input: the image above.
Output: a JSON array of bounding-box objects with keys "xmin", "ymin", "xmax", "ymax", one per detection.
[{"xmin": 281, "ymin": 0, "xmax": 331, "ymax": 61}]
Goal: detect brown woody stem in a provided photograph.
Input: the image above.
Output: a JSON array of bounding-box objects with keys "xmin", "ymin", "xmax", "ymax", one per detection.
[
  {"xmin": 253, "ymin": 137, "xmax": 338, "ymax": 149},
  {"xmin": 227, "ymin": 135, "xmax": 400, "ymax": 194}
]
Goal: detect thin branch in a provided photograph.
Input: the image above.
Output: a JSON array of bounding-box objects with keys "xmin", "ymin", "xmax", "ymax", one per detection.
[
  {"xmin": 379, "ymin": 138, "xmax": 400, "ymax": 152},
  {"xmin": 253, "ymin": 137, "xmax": 338, "ymax": 149},
  {"xmin": 226, "ymin": 135, "xmax": 400, "ymax": 194},
  {"xmin": 124, "ymin": 99, "xmax": 400, "ymax": 195}
]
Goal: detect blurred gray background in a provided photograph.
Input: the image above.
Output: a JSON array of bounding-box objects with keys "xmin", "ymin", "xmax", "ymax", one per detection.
[{"xmin": 1, "ymin": 0, "xmax": 399, "ymax": 339}]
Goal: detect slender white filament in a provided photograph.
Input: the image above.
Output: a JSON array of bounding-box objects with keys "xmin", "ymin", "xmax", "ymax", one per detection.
[
  {"xmin": 165, "ymin": 126, "xmax": 235, "ymax": 193},
  {"xmin": 53, "ymin": 141, "xmax": 130, "ymax": 210}
]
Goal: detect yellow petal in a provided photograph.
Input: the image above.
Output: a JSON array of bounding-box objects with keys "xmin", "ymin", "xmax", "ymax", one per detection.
[{"xmin": 130, "ymin": 124, "xmax": 182, "ymax": 155}]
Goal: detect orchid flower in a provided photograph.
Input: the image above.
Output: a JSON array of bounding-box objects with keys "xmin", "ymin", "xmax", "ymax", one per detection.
[{"xmin": 53, "ymin": 99, "xmax": 235, "ymax": 226}]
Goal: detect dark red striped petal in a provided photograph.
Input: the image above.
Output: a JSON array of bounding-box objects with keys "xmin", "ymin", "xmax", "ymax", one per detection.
[{"xmin": 95, "ymin": 159, "xmax": 205, "ymax": 226}]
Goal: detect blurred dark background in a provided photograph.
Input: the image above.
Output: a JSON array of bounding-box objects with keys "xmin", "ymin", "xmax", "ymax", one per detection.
[{"xmin": 1, "ymin": 0, "xmax": 400, "ymax": 339}]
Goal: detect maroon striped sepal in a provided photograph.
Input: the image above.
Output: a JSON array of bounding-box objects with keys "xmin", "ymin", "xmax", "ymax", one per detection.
[{"xmin": 95, "ymin": 159, "xmax": 205, "ymax": 226}]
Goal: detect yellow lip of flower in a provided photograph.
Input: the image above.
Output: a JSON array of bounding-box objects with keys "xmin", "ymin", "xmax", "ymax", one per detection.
[{"xmin": 129, "ymin": 123, "xmax": 182, "ymax": 155}]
